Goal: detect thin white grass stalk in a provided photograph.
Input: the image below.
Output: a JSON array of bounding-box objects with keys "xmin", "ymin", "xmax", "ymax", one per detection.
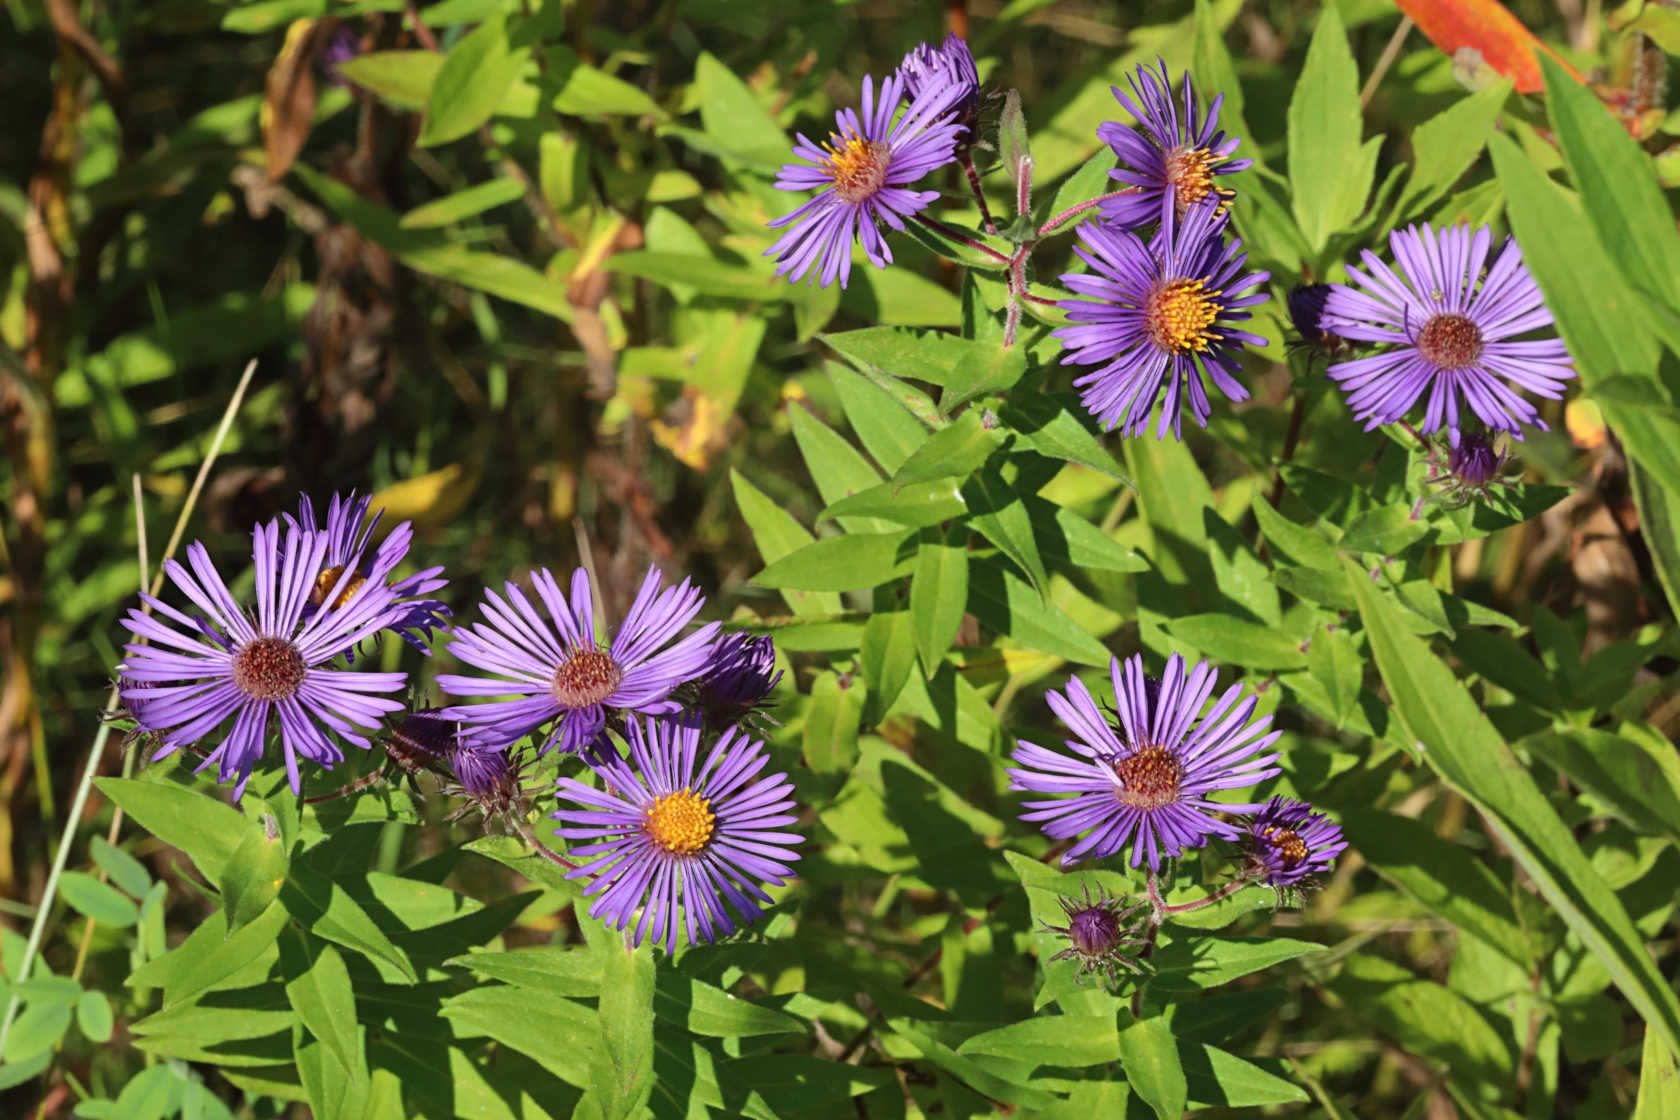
[
  {"xmin": 572, "ymin": 515, "xmax": 609, "ymax": 632},
  {"xmin": 0, "ymin": 360, "xmax": 257, "ymax": 1052}
]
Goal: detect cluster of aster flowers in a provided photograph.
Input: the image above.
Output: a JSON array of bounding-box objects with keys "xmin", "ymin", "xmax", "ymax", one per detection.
[
  {"xmin": 1008, "ymin": 653, "xmax": 1347, "ymax": 985},
  {"xmin": 768, "ymin": 41, "xmax": 1575, "ymax": 509},
  {"xmin": 117, "ymin": 491, "xmax": 799, "ymax": 952}
]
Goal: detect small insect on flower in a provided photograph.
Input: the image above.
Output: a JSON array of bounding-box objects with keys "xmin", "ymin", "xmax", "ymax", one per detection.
[
  {"xmin": 1239, "ymin": 796, "xmax": 1347, "ymax": 890},
  {"xmin": 1009, "ymin": 653, "xmax": 1283, "ymax": 869},
  {"xmin": 1041, "ymin": 883, "xmax": 1151, "ymax": 988},
  {"xmin": 1096, "ymin": 59, "xmax": 1252, "ymax": 232},
  {"xmin": 289, "ymin": 491, "xmax": 450, "ymax": 656},
  {"xmin": 438, "ymin": 564, "xmax": 718, "ymax": 756},
  {"xmin": 896, "ymin": 33, "xmax": 982, "ymax": 144},
  {"xmin": 552, "ymin": 714, "xmax": 802, "ymax": 953},
  {"xmin": 1055, "ymin": 199, "xmax": 1270, "ymax": 440},
  {"xmin": 766, "ymin": 72, "xmax": 969, "ymax": 289},
  {"xmin": 1411, "ymin": 428, "xmax": 1522, "ymax": 518},
  {"xmin": 693, "ymin": 631, "xmax": 783, "ymax": 731},
  {"xmin": 1321, "ymin": 222, "xmax": 1575, "ymax": 437},
  {"xmin": 117, "ymin": 520, "xmax": 409, "ymax": 797},
  {"xmin": 1285, "ymin": 283, "xmax": 1354, "ymax": 361}
]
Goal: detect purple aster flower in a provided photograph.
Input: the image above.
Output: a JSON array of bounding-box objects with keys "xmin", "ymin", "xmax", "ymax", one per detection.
[
  {"xmin": 1240, "ymin": 796, "xmax": 1347, "ymax": 888},
  {"xmin": 552, "ymin": 714, "xmax": 801, "ymax": 953},
  {"xmin": 1055, "ymin": 199, "xmax": 1270, "ymax": 440},
  {"xmin": 695, "ymin": 631, "xmax": 782, "ymax": 730},
  {"xmin": 1096, "ymin": 60, "xmax": 1251, "ymax": 231},
  {"xmin": 1041, "ymin": 883, "xmax": 1149, "ymax": 987},
  {"xmin": 1286, "ymin": 283, "xmax": 1353, "ymax": 361},
  {"xmin": 117, "ymin": 520, "xmax": 409, "ymax": 797},
  {"xmin": 1321, "ymin": 222, "xmax": 1576, "ymax": 437},
  {"xmin": 766, "ymin": 72, "xmax": 968, "ymax": 289},
  {"xmin": 437, "ymin": 564, "xmax": 719, "ymax": 755},
  {"xmin": 897, "ymin": 33, "xmax": 981, "ymax": 142},
  {"xmin": 1008, "ymin": 653, "xmax": 1283, "ymax": 870},
  {"xmin": 289, "ymin": 491, "xmax": 450, "ymax": 655}
]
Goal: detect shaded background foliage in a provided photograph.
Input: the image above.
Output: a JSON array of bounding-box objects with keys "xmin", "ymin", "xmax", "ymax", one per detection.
[{"xmin": 3, "ymin": 0, "xmax": 1680, "ymax": 1117}]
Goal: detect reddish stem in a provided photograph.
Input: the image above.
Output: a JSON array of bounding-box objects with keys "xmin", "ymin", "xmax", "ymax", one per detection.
[
  {"xmin": 1037, "ymin": 189, "xmax": 1135, "ymax": 237},
  {"xmin": 513, "ymin": 817, "xmax": 580, "ymax": 872},
  {"xmin": 959, "ymin": 154, "xmax": 997, "ymax": 235},
  {"xmin": 302, "ymin": 764, "xmax": 389, "ymax": 805},
  {"xmin": 1161, "ymin": 880, "xmax": 1248, "ymax": 914},
  {"xmin": 913, "ymin": 213, "xmax": 1010, "ymax": 265}
]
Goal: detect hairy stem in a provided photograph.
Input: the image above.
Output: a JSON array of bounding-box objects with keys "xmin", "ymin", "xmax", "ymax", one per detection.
[
  {"xmin": 959, "ymin": 154, "xmax": 996, "ymax": 234},
  {"xmin": 913, "ymin": 212, "xmax": 1011, "ymax": 265},
  {"xmin": 1037, "ymin": 189, "xmax": 1134, "ymax": 237},
  {"xmin": 302, "ymin": 763, "xmax": 391, "ymax": 805},
  {"xmin": 1161, "ymin": 879, "xmax": 1249, "ymax": 914}
]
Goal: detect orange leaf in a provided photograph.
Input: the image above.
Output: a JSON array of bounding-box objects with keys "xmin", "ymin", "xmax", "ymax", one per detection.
[{"xmin": 1395, "ymin": 0, "xmax": 1581, "ymax": 94}]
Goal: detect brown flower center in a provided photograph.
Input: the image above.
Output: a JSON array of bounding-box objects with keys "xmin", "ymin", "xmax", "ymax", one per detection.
[
  {"xmin": 1263, "ymin": 825, "xmax": 1309, "ymax": 868},
  {"xmin": 231, "ymin": 636, "xmax": 307, "ymax": 701},
  {"xmin": 820, "ymin": 131, "xmax": 891, "ymax": 205},
  {"xmin": 311, "ymin": 564, "xmax": 368, "ymax": 610},
  {"xmin": 1146, "ymin": 279, "xmax": 1221, "ymax": 354},
  {"xmin": 550, "ymin": 646, "xmax": 623, "ymax": 709},
  {"xmin": 1110, "ymin": 745, "xmax": 1185, "ymax": 810},
  {"xmin": 645, "ymin": 789, "xmax": 716, "ymax": 856},
  {"xmin": 1416, "ymin": 312, "xmax": 1484, "ymax": 370}
]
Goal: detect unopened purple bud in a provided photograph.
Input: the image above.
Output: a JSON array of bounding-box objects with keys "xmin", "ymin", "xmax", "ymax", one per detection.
[
  {"xmin": 1066, "ymin": 903, "xmax": 1123, "ymax": 957},
  {"xmin": 696, "ymin": 631, "xmax": 782, "ymax": 728},
  {"xmin": 897, "ymin": 33, "xmax": 981, "ymax": 141},
  {"xmin": 1043, "ymin": 884, "xmax": 1148, "ymax": 987},
  {"xmin": 1449, "ymin": 431, "xmax": 1501, "ymax": 488},
  {"xmin": 1287, "ymin": 283, "xmax": 1351, "ymax": 359},
  {"xmin": 448, "ymin": 741, "xmax": 512, "ymax": 801}
]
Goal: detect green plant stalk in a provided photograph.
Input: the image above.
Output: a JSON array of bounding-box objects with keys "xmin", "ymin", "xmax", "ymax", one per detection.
[{"xmin": 0, "ymin": 360, "xmax": 257, "ymax": 1055}]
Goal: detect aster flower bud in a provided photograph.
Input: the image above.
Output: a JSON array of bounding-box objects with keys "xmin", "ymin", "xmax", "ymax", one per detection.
[
  {"xmin": 381, "ymin": 707, "xmax": 457, "ymax": 778},
  {"xmin": 897, "ymin": 34, "xmax": 982, "ymax": 147},
  {"xmin": 1286, "ymin": 283, "xmax": 1353, "ymax": 360},
  {"xmin": 442, "ymin": 738, "xmax": 538, "ymax": 826},
  {"xmin": 1041, "ymin": 884, "xmax": 1150, "ymax": 987},
  {"xmin": 695, "ymin": 631, "xmax": 782, "ymax": 730},
  {"xmin": 1412, "ymin": 428, "xmax": 1521, "ymax": 517}
]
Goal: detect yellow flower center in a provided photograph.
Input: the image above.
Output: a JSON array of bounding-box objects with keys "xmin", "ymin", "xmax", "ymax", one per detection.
[
  {"xmin": 1263, "ymin": 826, "xmax": 1309, "ymax": 868},
  {"xmin": 819, "ymin": 130, "xmax": 890, "ymax": 205},
  {"xmin": 1146, "ymin": 279, "xmax": 1222, "ymax": 354},
  {"xmin": 1164, "ymin": 145, "xmax": 1232, "ymax": 218},
  {"xmin": 1110, "ymin": 746, "xmax": 1185, "ymax": 810},
  {"xmin": 311, "ymin": 564, "xmax": 368, "ymax": 610},
  {"xmin": 645, "ymin": 789, "xmax": 716, "ymax": 856}
]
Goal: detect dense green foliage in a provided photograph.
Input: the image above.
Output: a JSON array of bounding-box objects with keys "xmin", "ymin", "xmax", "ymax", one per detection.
[{"xmin": 4, "ymin": 0, "xmax": 1680, "ymax": 1117}]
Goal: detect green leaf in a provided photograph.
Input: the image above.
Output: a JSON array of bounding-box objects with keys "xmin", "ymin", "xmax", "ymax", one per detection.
[
  {"xmin": 1340, "ymin": 810, "xmax": 1532, "ymax": 966},
  {"xmin": 968, "ymin": 563, "xmax": 1111, "ymax": 667},
  {"xmin": 1151, "ymin": 935, "xmax": 1323, "ymax": 990},
  {"xmin": 789, "ymin": 405, "xmax": 895, "ymax": 533},
  {"xmin": 1043, "ymin": 148, "xmax": 1118, "ymax": 235},
  {"xmin": 941, "ymin": 345, "xmax": 1028, "ymax": 413},
  {"xmin": 94, "ymin": 778, "xmax": 244, "ymax": 883},
  {"xmin": 1029, "ymin": 501, "xmax": 1148, "ymax": 574},
  {"xmin": 284, "ymin": 944, "xmax": 364, "ymax": 1087},
  {"xmin": 1118, "ymin": 1014, "xmax": 1187, "ymax": 1120},
  {"xmin": 695, "ymin": 52, "xmax": 786, "ymax": 163},
  {"xmin": 829, "ymin": 363, "xmax": 932, "ymax": 474},
  {"xmin": 652, "ymin": 974, "xmax": 804, "ymax": 1038},
  {"xmin": 802, "ymin": 670, "xmax": 862, "ymax": 775},
  {"xmin": 823, "ymin": 327, "xmax": 983, "ymax": 389},
  {"xmin": 963, "ymin": 465, "xmax": 1049, "ymax": 594},
  {"xmin": 1635, "ymin": 1019, "xmax": 1680, "ymax": 1119},
  {"xmin": 754, "ymin": 532, "xmax": 913, "ymax": 592},
  {"xmin": 128, "ymin": 901, "xmax": 288, "ymax": 1006},
  {"xmin": 1304, "ymin": 624, "xmax": 1361, "ymax": 726},
  {"xmin": 607, "ymin": 250, "xmax": 788, "ymax": 301},
  {"xmin": 1396, "ymin": 82, "xmax": 1511, "ymax": 219},
  {"xmin": 885, "ymin": 1018, "xmax": 1056, "ymax": 1111},
  {"xmin": 998, "ymin": 394, "xmax": 1131, "ymax": 483},
  {"xmin": 729, "ymin": 470, "xmax": 841, "ymax": 616},
  {"xmin": 1631, "ymin": 453, "xmax": 1680, "ymax": 622},
  {"xmin": 957, "ymin": 1015, "xmax": 1120, "ymax": 1068},
  {"xmin": 449, "ymin": 946, "xmax": 602, "ymax": 995},
  {"xmin": 335, "ymin": 51, "xmax": 443, "ymax": 111},
  {"xmin": 1186, "ymin": 1045, "xmax": 1309, "ymax": 1108},
  {"xmin": 1344, "ymin": 555, "xmax": 1680, "ymax": 1061},
  {"xmin": 1165, "ymin": 614, "xmax": 1306, "ymax": 670},
  {"xmin": 58, "ymin": 871, "xmax": 139, "ymax": 927},
  {"xmin": 440, "ymin": 986, "xmax": 597, "ymax": 1088},
  {"xmin": 280, "ymin": 865, "xmax": 417, "ymax": 983},
  {"xmin": 910, "ymin": 525, "xmax": 970, "ymax": 674},
  {"xmin": 1523, "ymin": 727, "xmax": 1680, "ymax": 846},
  {"xmin": 296, "ymin": 1037, "xmax": 369, "ymax": 1120},
  {"xmin": 1331, "ymin": 953, "xmax": 1513, "ymax": 1083},
  {"xmin": 1545, "ymin": 55, "xmax": 1680, "ymax": 310},
  {"xmin": 552, "ymin": 50, "xmax": 664, "ymax": 118},
  {"xmin": 591, "ymin": 938, "xmax": 655, "ymax": 1120},
  {"xmin": 399, "ymin": 179, "xmax": 527, "ymax": 229},
  {"xmin": 89, "ymin": 837, "xmax": 150, "ymax": 899},
  {"xmin": 221, "ymin": 811, "xmax": 289, "ymax": 932},
  {"xmin": 1337, "ymin": 505, "xmax": 1431, "ymax": 556},
  {"xmin": 1253, "ymin": 497, "xmax": 1338, "ymax": 570},
  {"xmin": 76, "ymin": 990, "xmax": 113, "ymax": 1044},
  {"xmin": 1288, "ymin": 5, "xmax": 1374, "ymax": 249},
  {"xmin": 892, "ymin": 409, "xmax": 1003, "ymax": 488},
  {"xmin": 419, "ymin": 16, "xmax": 521, "ymax": 147},
  {"xmin": 860, "ymin": 608, "xmax": 917, "ymax": 724},
  {"xmin": 818, "ymin": 479, "xmax": 966, "ymax": 529},
  {"xmin": 999, "ymin": 88, "xmax": 1031, "ymax": 182}
]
